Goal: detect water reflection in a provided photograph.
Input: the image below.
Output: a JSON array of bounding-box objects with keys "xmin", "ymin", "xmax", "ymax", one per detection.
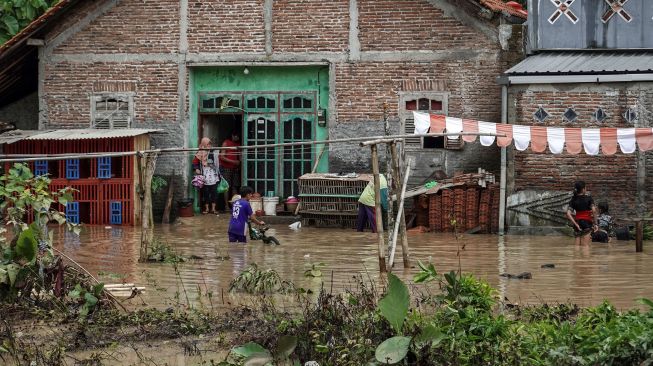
[{"xmin": 52, "ymin": 216, "xmax": 653, "ymax": 310}]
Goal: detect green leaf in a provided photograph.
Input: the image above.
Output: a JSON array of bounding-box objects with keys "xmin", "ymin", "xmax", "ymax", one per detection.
[
  {"xmin": 638, "ymin": 298, "xmax": 653, "ymax": 310},
  {"xmin": 16, "ymin": 228, "xmax": 38, "ymax": 263},
  {"xmin": 378, "ymin": 273, "xmax": 410, "ymax": 334},
  {"xmin": 413, "ymin": 325, "xmax": 444, "ymax": 348},
  {"xmin": 0, "ymin": 268, "xmax": 8, "ymax": 284},
  {"xmin": 232, "ymin": 342, "xmax": 268, "ymax": 358},
  {"xmin": 69, "ymin": 283, "xmax": 83, "ymax": 299},
  {"xmin": 92, "ymin": 283, "xmax": 105, "ymax": 297},
  {"xmin": 243, "ymin": 352, "xmax": 273, "ymax": 366},
  {"xmin": 276, "ymin": 335, "xmax": 297, "ymax": 358},
  {"xmin": 84, "ymin": 292, "xmax": 98, "ymax": 308},
  {"xmin": 375, "ymin": 336, "xmax": 411, "ymax": 364},
  {"xmin": 1, "ymin": 14, "xmax": 19, "ymax": 36},
  {"xmin": 6, "ymin": 263, "xmax": 19, "ymax": 286}
]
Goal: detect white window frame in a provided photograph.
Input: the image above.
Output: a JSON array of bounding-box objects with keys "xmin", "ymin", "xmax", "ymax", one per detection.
[
  {"xmin": 399, "ymin": 92, "xmax": 449, "ymax": 150},
  {"xmin": 90, "ymin": 93, "xmax": 134, "ymax": 129}
]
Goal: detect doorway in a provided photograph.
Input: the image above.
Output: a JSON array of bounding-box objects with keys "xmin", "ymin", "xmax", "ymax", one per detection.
[{"xmin": 199, "ymin": 113, "xmax": 243, "ymax": 211}]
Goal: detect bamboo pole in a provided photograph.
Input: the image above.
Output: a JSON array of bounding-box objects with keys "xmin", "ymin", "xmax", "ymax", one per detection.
[
  {"xmin": 383, "ymin": 103, "xmax": 394, "ymax": 255},
  {"xmin": 389, "ymin": 157, "xmax": 411, "ymax": 269},
  {"xmin": 370, "ymin": 144, "xmax": 387, "ymax": 273},
  {"xmin": 162, "ymin": 172, "xmax": 175, "ymax": 224},
  {"xmin": 0, "ymin": 132, "xmax": 500, "ymax": 163},
  {"xmin": 390, "ymin": 143, "xmax": 410, "ymax": 268}
]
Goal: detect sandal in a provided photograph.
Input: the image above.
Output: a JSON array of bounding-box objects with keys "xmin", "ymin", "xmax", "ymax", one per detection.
[{"xmin": 202, "ymin": 210, "xmax": 209, "ymax": 214}]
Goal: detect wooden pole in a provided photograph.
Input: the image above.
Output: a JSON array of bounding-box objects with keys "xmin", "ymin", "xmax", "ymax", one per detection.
[
  {"xmin": 383, "ymin": 103, "xmax": 394, "ymax": 250},
  {"xmin": 390, "ymin": 143, "xmax": 410, "ymax": 268},
  {"xmin": 389, "ymin": 157, "xmax": 411, "ymax": 268},
  {"xmin": 162, "ymin": 172, "xmax": 175, "ymax": 224},
  {"xmin": 370, "ymin": 144, "xmax": 387, "ymax": 273},
  {"xmin": 139, "ymin": 152, "xmax": 158, "ymax": 262},
  {"xmin": 636, "ymin": 220, "xmax": 644, "ymax": 253}
]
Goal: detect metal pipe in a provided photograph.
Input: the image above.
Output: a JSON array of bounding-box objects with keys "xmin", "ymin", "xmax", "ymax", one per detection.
[{"xmin": 499, "ymin": 85, "xmax": 508, "ymax": 236}]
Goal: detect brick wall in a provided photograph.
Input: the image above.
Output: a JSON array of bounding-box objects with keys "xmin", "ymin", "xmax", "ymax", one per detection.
[
  {"xmin": 509, "ymin": 86, "xmax": 653, "ymax": 219},
  {"xmin": 44, "ymin": 62, "xmax": 179, "ymax": 128},
  {"xmin": 54, "ymin": 0, "xmax": 180, "ymax": 54},
  {"xmin": 272, "ymin": 0, "xmax": 349, "ymax": 52},
  {"xmin": 188, "ymin": 0, "xmax": 265, "ymax": 53},
  {"xmin": 335, "ymin": 60, "xmax": 503, "ymax": 123},
  {"xmin": 358, "ymin": 0, "xmax": 495, "ymax": 51}
]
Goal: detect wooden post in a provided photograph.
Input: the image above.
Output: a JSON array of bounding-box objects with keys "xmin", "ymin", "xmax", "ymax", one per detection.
[
  {"xmin": 383, "ymin": 103, "xmax": 394, "ymax": 245},
  {"xmin": 390, "ymin": 143, "xmax": 410, "ymax": 268},
  {"xmin": 389, "ymin": 156, "xmax": 411, "ymax": 269},
  {"xmin": 636, "ymin": 220, "xmax": 644, "ymax": 253},
  {"xmin": 162, "ymin": 172, "xmax": 175, "ymax": 224},
  {"xmin": 139, "ymin": 152, "xmax": 158, "ymax": 262},
  {"xmin": 370, "ymin": 144, "xmax": 387, "ymax": 273}
]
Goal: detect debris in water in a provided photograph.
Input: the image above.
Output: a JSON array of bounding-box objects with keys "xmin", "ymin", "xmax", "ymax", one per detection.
[
  {"xmin": 289, "ymin": 221, "xmax": 302, "ymax": 230},
  {"xmin": 500, "ymin": 272, "xmax": 532, "ymax": 279},
  {"xmin": 541, "ymin": 264, "xmax": 555, "ymax": 269}
]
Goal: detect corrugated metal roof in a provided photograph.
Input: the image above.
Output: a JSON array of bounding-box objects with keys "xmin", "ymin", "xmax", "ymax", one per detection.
[
  {"xmin": 0, "ymin": 130, "xmax": 43, "ymax": 145},
  {"xmin": 506, "ymin": 52, "xmax": 653, "ymax": 75},
  {"xmin": 0, "ymin": 128, "xmax": 160, "ymax": 144}
]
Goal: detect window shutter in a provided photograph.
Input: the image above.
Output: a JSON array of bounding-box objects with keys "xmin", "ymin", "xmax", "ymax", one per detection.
[
  {"xmin": 445, "ymin": 136, "xmax": 464, "ymax": 150},
  {"xmin": 112, "ymin": 117, "xmax": 130, "ymax": 128},
  {"xmin": 403, "ymin": 118, "xmax": 422, "ymax": 146}
]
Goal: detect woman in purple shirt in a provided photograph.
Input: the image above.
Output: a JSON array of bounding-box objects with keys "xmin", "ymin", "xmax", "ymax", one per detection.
[{"xmin": 228, "ymin": 186, "xmax": 265, "ymax": 243}]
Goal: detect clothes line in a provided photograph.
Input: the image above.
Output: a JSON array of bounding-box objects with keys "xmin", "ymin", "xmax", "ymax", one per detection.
[
  {"xmin": 0, "ymin": 131, "xmax": 502, "ymax": 163},
  {"xmin": 414, "ymin": 112, "xmax": 653, "ymax": 155}
]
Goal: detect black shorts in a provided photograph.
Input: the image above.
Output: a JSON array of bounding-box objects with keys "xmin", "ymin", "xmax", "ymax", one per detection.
[{"xmin": 574, "ymin": 219, "xmax": 593, "ymax": 237}]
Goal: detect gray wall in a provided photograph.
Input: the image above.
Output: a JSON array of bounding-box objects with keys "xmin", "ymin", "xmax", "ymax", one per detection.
[
  {"xmin": 0, "ymin": 92, "xmax": 38, "ymax": 130},
  {"xmin": 529, "ymin": 0, "xmax": 653, "ymax": 50}
]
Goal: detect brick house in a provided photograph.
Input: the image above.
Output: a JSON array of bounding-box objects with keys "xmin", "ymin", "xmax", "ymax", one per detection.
[
  {"xmin": 0, "ymin": 0, "xmax": 525, "ymax": 212},
  {"xmin": 500, "ymin": 0, "xmax": 653, "ymax": 234}
]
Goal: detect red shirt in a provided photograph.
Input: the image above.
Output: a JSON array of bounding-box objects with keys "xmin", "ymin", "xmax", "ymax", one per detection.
[{"xmin": 220, "ymin": 139, "xmax": 241, "ymax": 169}]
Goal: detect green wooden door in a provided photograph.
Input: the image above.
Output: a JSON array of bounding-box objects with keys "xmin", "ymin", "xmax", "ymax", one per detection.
[{"xmin": 243, "ymin": 92, "xmax": 316, "ymax": 198}]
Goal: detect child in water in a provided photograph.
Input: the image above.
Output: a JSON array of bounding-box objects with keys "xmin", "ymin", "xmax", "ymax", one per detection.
[
  {"xmin": 566, "ymin": 181, "xmax": 598, "ymax": 246},
  {"xmin": 592, "ymin": 201, "xmax": 615, "ymax": 243},
  {"xmin": 228, "ymin": 186, "xmax": 265, "ymax": 243}
]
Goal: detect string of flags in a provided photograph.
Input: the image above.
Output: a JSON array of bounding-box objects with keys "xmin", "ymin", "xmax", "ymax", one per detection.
[{"xmin": 413, "ymin": 112, "xmax": 653, "ymax": 155}]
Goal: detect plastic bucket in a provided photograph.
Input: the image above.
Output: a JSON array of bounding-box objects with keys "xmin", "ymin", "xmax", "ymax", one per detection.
[
  {"xmin": 262, "ymin": 197, "xmax": 279, "ymax": 216},
  {"xmin": 250, "ymin": 197, "xmax": 263, "ymax": 213}
]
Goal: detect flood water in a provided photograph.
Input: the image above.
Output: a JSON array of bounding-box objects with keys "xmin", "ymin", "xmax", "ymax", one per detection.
[{"xmin": 53, "ymin": 215, "xmax": 653, "ymax": 310}]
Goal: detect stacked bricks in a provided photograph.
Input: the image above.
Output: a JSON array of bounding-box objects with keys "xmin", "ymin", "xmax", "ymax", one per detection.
[
  {"xmin": 453, "ymin": 188, "xmax": 466, "ymax": 232},
  {"xmin": 478, "ymin": 188, "xmax": 491, "ymax": 233},
  {"xmin": 441, "ymin": 189, "xmax": 454, "ymax": 232},
  {"xmin": 465, "ymin": 187, "xmax": 479, "ymax": 231},
  {"xmin": 490, "ymin": 184, "xmax": 500, "ymax": 234},
  {"xmin": 429, "ymin": 194, "xmax": 442, "ymax": 232}
]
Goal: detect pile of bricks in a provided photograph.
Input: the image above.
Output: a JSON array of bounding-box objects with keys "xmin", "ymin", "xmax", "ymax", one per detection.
[{"xmin": 426, "ymin": 182, "xmax": 500, "ymax": 234}]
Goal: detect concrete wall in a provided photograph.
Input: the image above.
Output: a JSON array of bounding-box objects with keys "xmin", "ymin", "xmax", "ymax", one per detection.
[{"xmin": 0, "ymin": 92, "xmax": 38, "ymax": 130}]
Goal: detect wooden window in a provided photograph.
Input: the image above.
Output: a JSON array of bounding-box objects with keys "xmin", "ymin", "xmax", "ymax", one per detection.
[
  {"xmin": 91, "ymin": 94, "xmax": 133, "ymax": 129},
  {"xmin": 400, "ymin": 93, "xmax": 455, "ymax": 150}
]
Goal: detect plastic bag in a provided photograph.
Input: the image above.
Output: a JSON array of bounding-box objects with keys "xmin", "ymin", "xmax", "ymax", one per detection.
[
  {"xmin": 191, "ymin": 175, "xmax": 205, "ymax": 189},
  {"xmin": 216, "ymin": 178, "xmax": 229, "ymax": 194}
]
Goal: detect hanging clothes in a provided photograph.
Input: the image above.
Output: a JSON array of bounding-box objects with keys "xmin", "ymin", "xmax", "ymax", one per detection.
[
  {"xmin": 462, "ymin": 119, "xmax": 478, "ymax": 143},
  {"xmin": 600, "ymin": 128, "xmax": 618, "ymax": 155},
  {"xmin": 636, "ymin": 128, "xmax": 653, "ymax": 152},
  {"xmin": 547, "ymin": 127, "xmax": 565, "ymax": 154},
  {"xmin": 478, "ymin": 121, "xmax": 496, "ymax": 147},
  {"xmin": 581, "ymin": 128, "xmax": 601, "ymax": 155},
  {"xmin": 496, "ymin": 124, "xmax": 513, "ymax": 147},
  {"xmin": 430, "ymin": 114, "xmax": 446, "ymax": 134},
  {"xmin": 617, "ymin": 128, "xmax": 637, "ymax": 154},
  {"xmin": 413, "ymin": 112, "xmax": 431, "ymax": 134},
  {"xmin": 512, "ymin": 125, "xmax": 532, "ymax": 151},
  {"xmin": 565, "ymin": 128, "xmax": 583, "ymax": 155},
  {"xmin": 530, "ymin": 126, "xmax": 548, "ymax": 153}
]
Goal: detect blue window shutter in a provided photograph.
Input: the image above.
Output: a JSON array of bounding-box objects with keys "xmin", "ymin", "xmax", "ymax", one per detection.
[
  {"xmin": 66, "ymin": 202, "xmax": 80, "ymax": 224},
  {"xmin": 98, "ymin": 157, "xmax": 111, "ymax": 179},
  {"xmin": 66, "ymin": 159, "xmax": 80, "ymax": 180},
  {"xmin": 34, "ymin": 160, "xmax": 48, "ymax": 176},
  {"xmin": 110, "ymin": 201, "xmax": 122, "ymax": 225}
]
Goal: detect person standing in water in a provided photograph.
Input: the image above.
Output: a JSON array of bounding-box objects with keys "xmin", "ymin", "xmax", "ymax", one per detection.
[
  {"xmin": 219, "ymin": 130, "xmax": 242, "ymax": 211},
  {"xmin": 566, "ymin": 181, "xmax": 598, "ymax": 246},
  {"xmin": 193, "ymin": 137, "xmax": 220, "ymax": 214}
]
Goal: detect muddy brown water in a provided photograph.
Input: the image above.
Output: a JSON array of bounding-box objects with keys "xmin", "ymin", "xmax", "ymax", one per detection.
[{"xmin": 52, "ymin": 215, "xmax": 653, "ymax": 310}]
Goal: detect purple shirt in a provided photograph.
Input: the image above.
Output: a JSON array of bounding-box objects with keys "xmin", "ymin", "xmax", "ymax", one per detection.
[{"xmin": 228, "ymin": 199, "xmax": 253, "ymax": 235}]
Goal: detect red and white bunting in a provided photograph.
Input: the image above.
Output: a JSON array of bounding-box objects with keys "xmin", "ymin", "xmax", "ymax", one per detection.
[{"xmin": 414, "ymin": 112, "xmax": 653, "ymax": 155}]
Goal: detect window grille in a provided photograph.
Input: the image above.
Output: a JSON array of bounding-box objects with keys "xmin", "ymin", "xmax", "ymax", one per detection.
[{"xmin": 91, "ymin": 94, "xmax": 133, "ymax": 129}]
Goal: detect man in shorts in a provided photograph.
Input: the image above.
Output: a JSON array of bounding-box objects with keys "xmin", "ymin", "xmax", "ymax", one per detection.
[{"xmin": 228, "ymin": 186, "xmax": 265, "ymax": 243}]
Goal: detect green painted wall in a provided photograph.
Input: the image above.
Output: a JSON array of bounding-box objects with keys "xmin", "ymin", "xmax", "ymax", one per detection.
[
  {"xmin": 190, "ymin": 65, "xmax": 329, "ymax": 163},
  {"xmin": 189, "ymin": 66, "xmax": 330, "ymax": 200}
]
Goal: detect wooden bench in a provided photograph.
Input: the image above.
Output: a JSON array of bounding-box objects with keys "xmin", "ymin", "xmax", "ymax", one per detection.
[{"xmin": 622, "ymin": 217, "xmax": 653, "ymax": 252}]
